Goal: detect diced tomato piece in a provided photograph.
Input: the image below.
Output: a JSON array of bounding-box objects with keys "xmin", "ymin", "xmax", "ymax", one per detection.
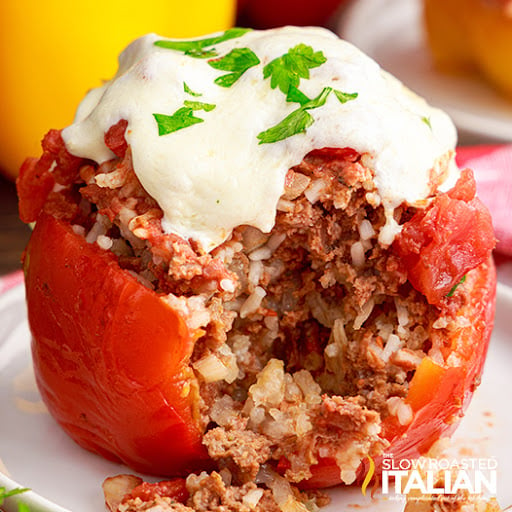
[
  {"xmin": 17, "ymin": 129, "xmax": 84, "ymax": 223},
  {"xmin": 105, "ymin": 119, "xmax": 129, "ymax": 158},
  {"xmin": 17, "ymin": 155, "xmax": 55, "ymax": 223},
  {"xmin": 393, "ymin": 169, "xmax": 495, "ymax": 304}
]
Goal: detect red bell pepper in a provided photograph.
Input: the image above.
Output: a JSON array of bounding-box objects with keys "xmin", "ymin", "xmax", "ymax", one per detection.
[
  {"xmin": 18, "ymin": 131, "xmax": 496, "ymax": 487},
  {"xmin": 24, "ymin": 212, "xmax": 210, "ymax": 476}
]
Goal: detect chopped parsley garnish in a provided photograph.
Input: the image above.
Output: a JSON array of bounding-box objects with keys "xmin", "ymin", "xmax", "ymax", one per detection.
[
  {"xmin": 183, "ymin": 82, "xmax": 202, "ymax": 97},
  {"xmin": 263, "ymin": 43, "xmax": 327, "ymax": 94},
  {"xmin": 422, "ymin": 116, "xmax": 433, "ymax": 130},
  {"xmin": 154, "ymin": 28, "xmax": 252, "ymax": 58},
  {"xmin": 446, "ymin": 275, "xmax": 467, "ymax": 297},
  {"xmin": 183, "ymin": 100, "xmax": 216, "ymax": 111},
  {"xmin": 154, "ymin": 35, "xmax": 358, "ymax": 144},
  {"xmin": 257, "ymin": 107, "xmax": 315, "ymax": 145},
  {"xmin": 257, "ymin": 86, "xmax": 358, "ymax": 144},
  {"xmin": 208, "ymin": 48, "xmax": 260, "ymax": 87},
  {"xmin": 0, "ymin": 487, "xmax": 31, "ymax": 511},
  {"xmin": 334, "ymin": 90, "xmax": 359, "ymax": 104},
  {"xmin": 258, "ymin": 44, "xmax": 358, "ymax": 144},
  {"xmin": 153, "ymin": 101, "xmax": 216, "ymax": 136}
]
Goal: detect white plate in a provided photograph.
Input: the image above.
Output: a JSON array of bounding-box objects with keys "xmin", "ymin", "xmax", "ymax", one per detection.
[
  {"xmin": 338, "ymin": 0, "xmax": 512, "ymax": 143},
  {"xmin": 1, "ymin": 281, "xmax": 511, "ymax": 512}
]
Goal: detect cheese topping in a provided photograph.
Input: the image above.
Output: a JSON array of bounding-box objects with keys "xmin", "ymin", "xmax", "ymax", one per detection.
[{"xmin": 62, "ymin": 27, "xmax": 458, "ymax": 252}]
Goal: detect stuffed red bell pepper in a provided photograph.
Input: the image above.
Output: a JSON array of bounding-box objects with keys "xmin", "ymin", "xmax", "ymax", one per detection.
[{"xmin": 17, "ymin": 27, "xmax": 496, "ymax": 510}]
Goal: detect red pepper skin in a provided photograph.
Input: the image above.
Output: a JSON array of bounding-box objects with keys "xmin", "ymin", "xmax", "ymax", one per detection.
[
  {"xmin": 24, "ymin": 212, "xmax": 210, "ymax": 476},
  {"xmin": 302, "ymin": 256, "xmax": 496, "ymax": 489}
]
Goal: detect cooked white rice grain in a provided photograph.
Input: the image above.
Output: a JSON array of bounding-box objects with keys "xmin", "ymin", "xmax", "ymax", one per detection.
[
  {"xmin": 350, "ymin": 241, "xmax": 365, "ymax": 267},
  {"xmin": 429, "ymin": 348, "xmax": 445, "ymax": 365},
  {"xmin": 304, "ymin": 178, "xmax": 326, "ymax": 204},
  {"xmin": 72, "ymin": 224, "xmax": 86, "ymax": 237},
  {"xmin": 85, "ymin": 214, "xmax": 109, "ymax": 244},
  {"xmin": 219, "ymin": 467, "xmax": 233, "ymax": 486},
  {"xmin": 243, "ymin": 488, "xmax": 264, "ymax": 508},
  {"xmin": 394, "ymin": 298, "xmax": 410, "ymax": 327},
  {"xmin": 220, "ymin": 278, "xmax": 236, "ymax": 293},
  {"xmin": 388, "ymin": 397, "xmax": 413, "ymax": 426},
  {"xmin": 96, "ymin": 235, "xmax": 113, "ymax": 251},
  {"xmin": 365, "ymin": 191, "xmax": 382, "ymax": 207},
  {"xmin": 392, "ymin": 348, "xmax": 423, "ymax": 370},
  {"xmin": 242, "ymin": 226, "xmax": 269, "ymax": 252},
  {"xmin": 248, "ymin": 260, "xmax": 264, "ymax": 286},
  {"xmin": 249, "ymin": 246, "xmax": 273, "ymax": 262},
  {"xmin": 293, "ymin": 370, "xmax": 322, "ymax": 405},
  {"xmin": 240, "ymin": 286, "xmax": 266, "ymax": 318},
  {"xmin": 358, "ymin": 219, "xmax": 376, "ymax": 240},
  {"xmin": 210, "ymin": 395, "xmax": 239, "ymax": 427},
  {"xmin": 52, "ymin": 183, "xmax": 67, "ymax": 193},
  {"xmin": 118, "ymin": 206, "xmax": 137, "ymax": 226},
  {"xmin": 283, "ymin": 171, "xmax": 311, "ymax": 200},
  {"xmin": 353, "ymin": 298, "xmax": 375, "ymax": 330},
  {"xmin": 263, "ymin": 314, "xmax": 279, "ymax": 333},
  {"xmin": 164, "ymin": 294, "xmax": 210, "ymax": 329},
  {"xmin": 224, "ymin": 298, "xmax": 243, "ymax": 313},
  {"xmin": 266, "ymin": 232, "xmax": 286, "ymax": 253},
  {"xmin": 217, "ymin": 344, "xmax": 239, "ymax": 383},
  {"xmin": 95, "ymin": 168, "xmax": 126, "ymax": 189},
  {"xmin": 192, "ymin": 354, "xmax": 230, "ymax": 383},
  {"xmin": 324, "ymin": 343, "xmax": 340, "ymax": 358},
  {"xmin": 276, "ymin": 198, "xmax": 295, "ymax": 212},
  {"xmin": 249, "ymin": 405, "xmax": 266, "ymax": 427},
  {"xmin": 361, "ymin": 238, "xmax": 373, "ymax": 252},
  {"xmin": 376, "ymin": 319, "xmax": 394, "ymax": 341},
  {"xmin": 381, "ymin": 333, "xmax": 402, "ymax": 362},
  {"xmin": 249, "ymin": 359, "xmax": 285, "ymax": 408}
]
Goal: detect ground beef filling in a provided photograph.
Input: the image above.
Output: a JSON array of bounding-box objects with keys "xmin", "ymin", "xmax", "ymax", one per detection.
[{"xmin": 42, "ymin": 134, "xmax": 471, "ymax": 509}]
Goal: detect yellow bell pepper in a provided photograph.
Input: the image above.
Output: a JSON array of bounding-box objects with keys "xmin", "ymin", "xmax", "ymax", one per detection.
[
  {"xmin": 0, "ymin": 0, "xmax": 235, "ymax": 180},
  {"xmin": 424, "ymin": 0, "xmax": 512, "ymax": 100}
]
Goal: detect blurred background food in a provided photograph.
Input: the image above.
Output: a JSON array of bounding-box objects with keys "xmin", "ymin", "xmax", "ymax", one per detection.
[
  {"xmin": 0, "ymin": 0, "xmax": 236, "ymax": 181},
  {"xmin": 236, "ymin": 0, "xmax": 344, "ymax": 28},
  {"xmin": 424, "ymin": 0, "xmax": 512, "ymax": 100}
]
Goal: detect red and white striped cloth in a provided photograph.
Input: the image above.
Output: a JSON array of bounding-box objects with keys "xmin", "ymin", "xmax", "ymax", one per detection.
[
  {"xmin": 456, "ymin": 144, "xmax": 512, "ymax": 257},
  {"xmin": 0, "ymin": 270, "xmax": 23, "ymax": 295},
  {"xmin": 1, "ymin": 144, "xmax": 512, "ymax": 290}
]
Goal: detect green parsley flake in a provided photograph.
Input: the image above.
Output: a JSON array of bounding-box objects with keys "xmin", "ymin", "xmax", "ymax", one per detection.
[
  {"xmin": 258, "ymin": 86, "xmax": 358, "ymax": 144},
  {"xmin": 0, "ymin": 487, "xmax": 31, "ymax": 512},
  {"xmin": 446, "ymin": 275, "xmax": 467, "ymax": 297},
  {"xmin": 153, "ymin": 101, "xmax": 216, "ymax": 136},
  {"xmin": 285, "ymin": 85, "xmax": 310, "ymax": 106},
  {"xmin": 183, "ymin": 82, "xmax": 202, "ymax": 97},
  {"xmin": 334, "ymin": 90, "xmax": 359, "ymax": 104},
  {"xmin": 154, "ymin": 28, "xmax": 252, "ymax": 59},
  {"xmin": 263, "ymin": 43, "xmax": 327, "ymax": 94},
  {"xmin": 208, "ymin": 47, "xmax": 260, "ymax": 87},
  {"xmin": 257, "ymin": 108, "xmax": 315, "ymax": 145},
  {"xmin": 183, "ymin": 100, "xmax": 216, "ymax": 112},
  {"xmin": 0, "ymin": 487, "xmax": 30, "ymax": 503},
  {"xmin": 422, "ymin": 116, "xmax": 433, "ymax": 130}
]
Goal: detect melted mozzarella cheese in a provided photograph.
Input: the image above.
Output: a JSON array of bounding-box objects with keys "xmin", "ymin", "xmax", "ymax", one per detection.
[{"xmin": 62, "ymin": 26, "xmax": 458, "ymax": 251}]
